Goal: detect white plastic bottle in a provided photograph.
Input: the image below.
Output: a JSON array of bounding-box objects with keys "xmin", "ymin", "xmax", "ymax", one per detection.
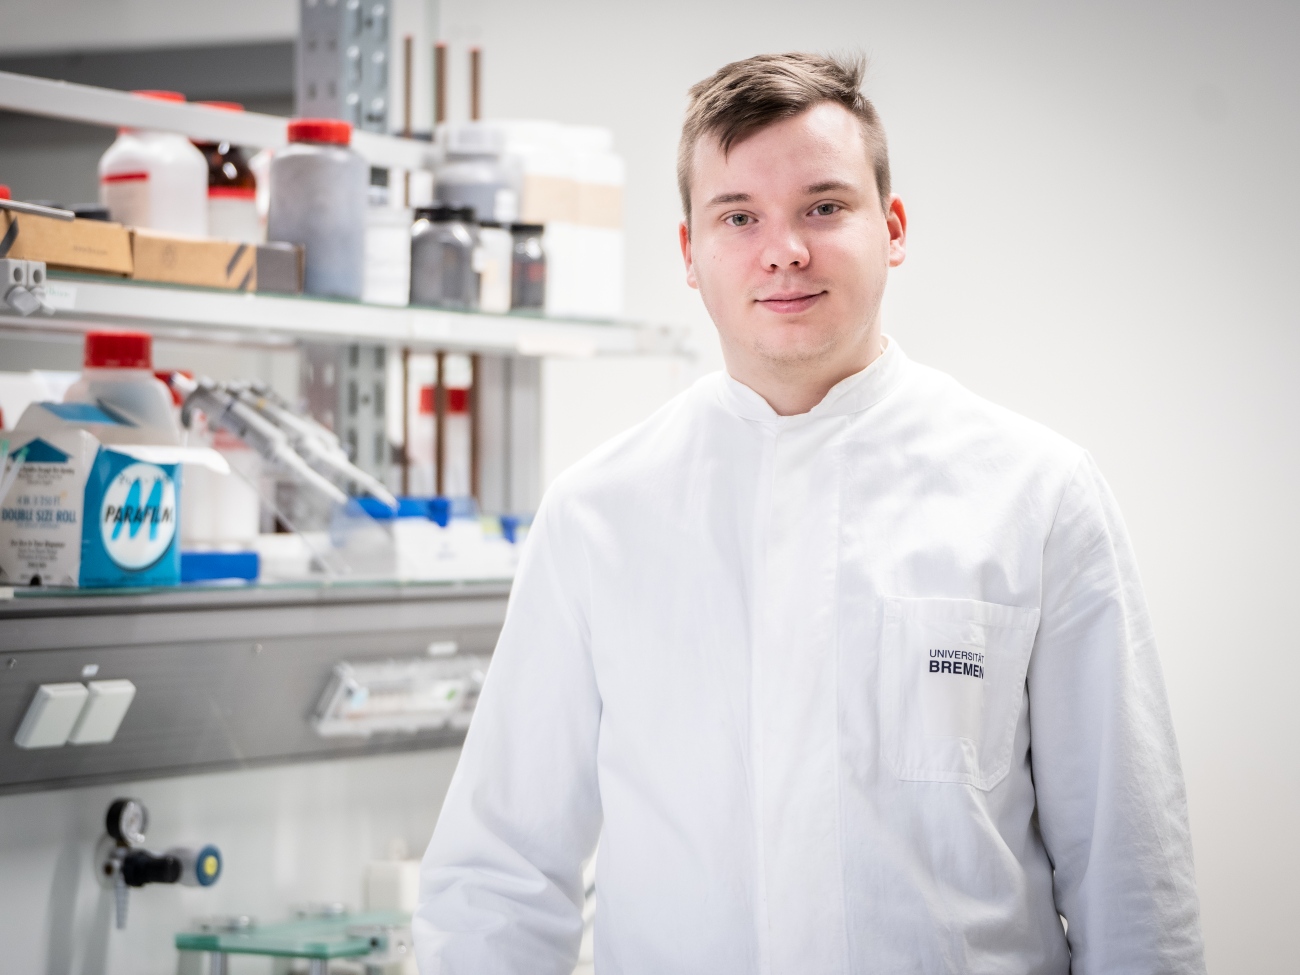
[
  {"xmin": 98, "ymin": 90, "xmax": 208, "ymax": 237},
  {"xmin": 267, "ymin": 118, "xmax": 368, "ymax": 300},
  {"xmin": 63, "ymin": 330, "xmax": 182, "ymax": 445}
]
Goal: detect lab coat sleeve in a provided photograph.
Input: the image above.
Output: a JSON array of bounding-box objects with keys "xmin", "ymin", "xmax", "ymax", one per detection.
[
  {"xmin": 414, "ymin": 492, "xmax": 602, "ymax": 975},
  {"xmin": 1027, "ymin": 452, "xmax": 1205, "ymax": 974}
]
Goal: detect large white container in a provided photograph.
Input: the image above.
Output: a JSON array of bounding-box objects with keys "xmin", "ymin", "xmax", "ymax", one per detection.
[
  {"xmin": 267, "ymin": 118, "xmax": 368, "ymax": 300},
  {"xmin": 63, "ymin": 330, "xmax": 182, "ymax": 445},
  {"xmin": 98, "ymin": 90, "xmax": 208, "ymax": 237}
]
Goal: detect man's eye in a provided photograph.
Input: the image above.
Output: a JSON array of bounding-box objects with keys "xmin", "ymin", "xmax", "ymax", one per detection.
[
  {"xmin": 725, "ymin": 213, "xmax": 751, "ymax": 227},
  {"xmin": 813, "ymin": 203, "xmax": 839, "ymax": 216}
]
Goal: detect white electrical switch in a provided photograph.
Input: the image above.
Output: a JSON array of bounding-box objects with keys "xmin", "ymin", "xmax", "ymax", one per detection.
[
  {"xmin": 14, "ymin": 683, "xmax": 89, "ymax": 749},
  {"xmin": 68, "ymin": 679, "xmax": 136, "ymax": 745}
]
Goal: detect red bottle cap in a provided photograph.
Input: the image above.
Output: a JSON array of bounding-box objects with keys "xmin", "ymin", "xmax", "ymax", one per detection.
[
  {"xmin": 85, "ymin": 330, "xmax": 152, "ymax": 369},
  {"xmin": 155, "ymin": 370, "xmax": 191, "ymax": 405},
  {"xmin": 0, "ymin": 185, "xmax": 10, "ymax": 200},
  {"xmin": 287, "ymin": 118, "xmax": 352, "ymax": 146},
  {"xmin": 199, "ymin": 101, "xmax": 244, "ymax": 112},
  {"xmin": 418, "ymin": 386, "xmax": 470, "ymax": 414},
  {"xmin": 132, "ymin": 90, "xmax": 186, "ymax": 103}
]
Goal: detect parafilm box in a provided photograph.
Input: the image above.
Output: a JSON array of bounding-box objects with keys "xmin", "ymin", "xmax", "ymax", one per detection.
[{"xmin": 0, "ymin": 403, "xmax": 226, "ymax": 588}]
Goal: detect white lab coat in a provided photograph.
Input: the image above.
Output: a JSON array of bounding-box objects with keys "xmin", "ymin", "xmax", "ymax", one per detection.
[{"xmin": 415, "ymin": 340, "xmax": 1204, "ymax": 974}]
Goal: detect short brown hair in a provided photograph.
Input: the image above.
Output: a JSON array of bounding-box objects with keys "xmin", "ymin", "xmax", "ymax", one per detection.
[{"xmin": 677, "ymin": 52, "xmax": 891, "ymax": 221}]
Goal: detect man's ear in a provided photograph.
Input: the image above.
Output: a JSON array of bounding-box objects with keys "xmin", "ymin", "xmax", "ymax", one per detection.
[
  {"xmin": 679, "ymin": 220, "xmax": 699, "ymax": 290},
  {"xmin": 887, "ymin": 196, "xmax": 907, "ymax": 268}
]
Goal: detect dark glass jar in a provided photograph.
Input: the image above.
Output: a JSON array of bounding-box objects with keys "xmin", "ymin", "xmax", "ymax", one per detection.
[
  {"xmin": 510, "ymin": 224, "xmax": 546, "ymax": 311},
  {"xmin": 410, "ymin": 205, "xmax": 480, "ymax": 310},
  {"xmin": 195, "ymin": 101, "xmax": 258, "ymax": 242}
]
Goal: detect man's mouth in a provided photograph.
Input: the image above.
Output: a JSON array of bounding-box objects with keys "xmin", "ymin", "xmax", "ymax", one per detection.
[{"xmin": 756, "ymin": 291, "xmax": 826, "ymax": 314}]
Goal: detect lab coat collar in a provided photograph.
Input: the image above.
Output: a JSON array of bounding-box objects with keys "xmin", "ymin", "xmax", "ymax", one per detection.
[{"xmin": 718, "ymin": 336, "xmax": 908, "ymax": 422}]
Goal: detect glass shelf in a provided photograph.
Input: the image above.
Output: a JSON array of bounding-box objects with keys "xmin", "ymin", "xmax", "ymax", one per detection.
[
  {"xmin": 175, "ymin": 910, "xmax": 410, "ymax": 959},
  {"xmin": 0, "ymin": 272, "xmax": 688, "ymax": 358}
]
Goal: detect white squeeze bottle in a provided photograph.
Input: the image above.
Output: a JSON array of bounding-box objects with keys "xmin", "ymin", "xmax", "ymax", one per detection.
[
  {"xmin": 98, "ymin": 90, "xmax": 208, "ymax": 237},
  {"xmin": 63, "ymin": 330, "xmax": 182, "ymax": 445}
]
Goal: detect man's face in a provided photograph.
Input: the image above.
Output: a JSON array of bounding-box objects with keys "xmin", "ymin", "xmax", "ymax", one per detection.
[{"xmin": 680, "ymin": 102, "xmax": 906, "ymax": 383}]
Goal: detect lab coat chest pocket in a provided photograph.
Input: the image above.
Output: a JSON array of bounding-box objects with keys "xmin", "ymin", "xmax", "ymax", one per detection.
[{"xmin": 880, "ymin": 596, "xmax": 1040, "ymax": 790}]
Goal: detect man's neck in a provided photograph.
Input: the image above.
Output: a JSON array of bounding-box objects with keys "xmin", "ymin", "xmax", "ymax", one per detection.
[{"xmin": 727, "ymin": 331, "xmax": 886, "ymax": 417}]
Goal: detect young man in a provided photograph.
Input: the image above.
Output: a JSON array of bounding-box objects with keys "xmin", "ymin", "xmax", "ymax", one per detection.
[{"xmin": 415, "ymin": 53, "xmax": 1205, "ymax": 974}]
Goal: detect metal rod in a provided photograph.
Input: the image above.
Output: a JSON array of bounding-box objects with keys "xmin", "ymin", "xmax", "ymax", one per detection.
[
  {"xmin": 435, "ymin": 351, "xmax": 446, "ymax": 496},
  {"xmin": 207, "ymin": 953, "xmax": 229, "ymax": 975},
  {"xmin": 434, "ymin": 43, "xmax": 447, "ymax": 126},
  {"xmin": 470, "ymin": 47, "xmax": 482, "ymax": 121},
  {"xmin": 0, "ymin": 198, "xmax": 75, "ymax": 221}
]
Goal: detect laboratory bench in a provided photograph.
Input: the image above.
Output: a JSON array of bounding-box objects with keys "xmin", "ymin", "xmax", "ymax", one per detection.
[{"xmin": 0, "ymin": 579, "xmax": 510, "ymax": 795}]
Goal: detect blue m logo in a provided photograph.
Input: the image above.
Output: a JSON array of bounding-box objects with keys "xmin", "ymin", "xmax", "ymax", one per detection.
[{"xmin": 110, "ymin": 477, "xmax": 164, "ymax": 542}]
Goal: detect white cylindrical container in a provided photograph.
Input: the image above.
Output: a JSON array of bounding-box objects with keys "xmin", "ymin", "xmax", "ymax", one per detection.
[
  {"xmin": 267, "ymin": 118, "xmax": 368, "ymax": 300},
  {"xmin": 476, "ymin": 223, "xmax": 514, "ymax": 314},
  {"xmin": 98, "ymin": 90, "xmax": 208, "ymax": 237},
  {"xmin": 181, "ymin": 420, "xmax": 261, "ymax": 546},
  {"xmin": 407, "ymin": 383, "xmax": 436, "ymax": 496},
  {"xmin": 363, "ymin": 201, "xmax": 413, "ymax": 306},
  {"xmin": 63, "ymin": 330, "xmax": 182, "ymax": 445},
  {"xmin": 443, "ymin": 386, "xmax": 471, "ymax": 497}
]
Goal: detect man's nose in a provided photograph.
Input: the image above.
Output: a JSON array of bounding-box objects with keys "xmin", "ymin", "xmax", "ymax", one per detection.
[{"xmin": 760, "ymin": 222, "xmax": 811, "ymax": 270}]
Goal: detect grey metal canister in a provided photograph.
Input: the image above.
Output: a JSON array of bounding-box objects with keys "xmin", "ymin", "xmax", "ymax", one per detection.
[{"xmin": 267, "ymin": 118, "xmax": 367, "ymax": 300}]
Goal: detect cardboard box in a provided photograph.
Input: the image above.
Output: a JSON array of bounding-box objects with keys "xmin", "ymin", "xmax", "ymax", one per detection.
[
  {"xmin": 131, "ymin": 229, "xmax": 256, "ymax": 290},
  {"xmin": 256, "ymin": 241, "xmax": 305, "ymax": 294},
  {"xmin": 0, "ymin": 211, "xmax": 133, "ymax": 276},
  {"xmin": 130, "ymin": 230, "xmax": 303, "ymax": 294},
  {"xmin": 0, "ymin": 402, "xmax": 227, "ymax": 588}
]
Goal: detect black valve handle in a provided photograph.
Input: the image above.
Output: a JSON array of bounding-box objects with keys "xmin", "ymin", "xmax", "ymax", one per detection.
[{"xmin": 121, "ymin": 849, "xmax": 182, "ymax": 888}]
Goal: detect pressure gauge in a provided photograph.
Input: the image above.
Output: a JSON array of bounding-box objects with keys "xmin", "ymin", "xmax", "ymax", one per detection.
[{"xmin": 106, "ymin": 798, "xmax": 148, "ymax": 847}]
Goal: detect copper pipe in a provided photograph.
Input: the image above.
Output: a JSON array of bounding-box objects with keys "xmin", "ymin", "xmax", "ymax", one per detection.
[
  {"xmin": 435, "ymin": 350, "xmax": 447, "ymax": 496},
  {"xmin": 469, "ymin": 353, "xmax": 481, "ymax": 502},
  {"xmin": 434, "ymin": 42, "xmax": 447, "ymax": 125},
  {"xmin": 400, "ymin": 347, "xmax": 410, "ymax": 495},
  {"xmin": 469, "ymin": 47, "xmax": 481, "ymax": 121}
]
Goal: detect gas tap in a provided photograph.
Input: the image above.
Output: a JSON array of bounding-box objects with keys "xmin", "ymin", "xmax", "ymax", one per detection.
[{"xmin": 96, "ymin": 798, "xmax": 222, "ymax": 930}]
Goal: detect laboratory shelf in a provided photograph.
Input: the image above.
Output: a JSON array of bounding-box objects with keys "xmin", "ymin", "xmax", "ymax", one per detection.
[
  {"xmin": 0, "ymin": 580, "xmax": 510, "ymax": 795},
  {"xmin": 0, "ymin": 70, "xmax": 433, "ymax": 170},
  {"xmin": 0, "ymin": 273, "xmax": 688, "ymax": 357}
]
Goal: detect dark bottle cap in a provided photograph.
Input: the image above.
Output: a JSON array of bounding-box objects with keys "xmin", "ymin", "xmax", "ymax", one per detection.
[
  {"xmin": 72, "ymin": 204, "xmax": 111, "ymax": 221},
  {"xmin": 414, "ymin": 204, "xmax": 458, "ymax": 222}
]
